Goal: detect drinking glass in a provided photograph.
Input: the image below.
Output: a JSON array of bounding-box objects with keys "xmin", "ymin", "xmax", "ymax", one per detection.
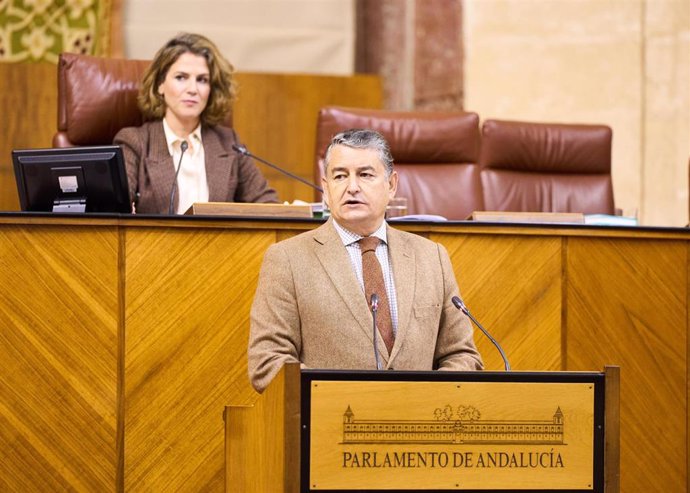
[{"xmin": 386, "ymin": 197, "xmax": 408, "ymax": 219}]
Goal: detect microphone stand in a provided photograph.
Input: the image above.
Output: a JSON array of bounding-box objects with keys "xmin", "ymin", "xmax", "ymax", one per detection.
[
  {"xmin": 452, "ymin": 296, "xmax": 511, "ymax": 371},
  {"xmin": 232, "ymin": 144, "xmax": 323, "ymax": 194},
  {"xmin": 168, "ymin": 140, "xmax": 189, "ymax": 215},
  {"xmin": 370, "ymin": 293, "xmax": 382, "ymax": 370}
]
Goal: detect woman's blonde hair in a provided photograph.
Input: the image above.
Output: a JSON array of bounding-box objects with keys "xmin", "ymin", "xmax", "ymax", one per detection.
[{"xmin": 138, "ymin": 32, "xmax": 237, "ymax": 126}]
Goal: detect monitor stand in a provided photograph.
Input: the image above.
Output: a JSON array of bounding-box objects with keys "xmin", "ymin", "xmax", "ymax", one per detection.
[{"xmin": 53, "ymin": 198, "xmax": 87, "ymax": 213}]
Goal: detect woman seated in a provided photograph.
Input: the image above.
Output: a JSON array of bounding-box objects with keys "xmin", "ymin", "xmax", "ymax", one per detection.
[{"xmin": 114, "ymin": 32, "xmax": 278, "ymax": 214}]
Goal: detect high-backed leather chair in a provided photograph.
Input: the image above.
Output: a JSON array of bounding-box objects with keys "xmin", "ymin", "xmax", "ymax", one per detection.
[
  {"xmin": 315, "ymin": 106, "xmax": 484, "ymax": 220},
  {"xmin": 53, "ymin": 52, "xmax": 151, "ymax": 147},
  {"xmin": 479, "ymin": 119, "xmax": 615, "ymax": 214},
  {"xmin": 53, "ymin": 52, "xmax": 233, "ymax": 148}
]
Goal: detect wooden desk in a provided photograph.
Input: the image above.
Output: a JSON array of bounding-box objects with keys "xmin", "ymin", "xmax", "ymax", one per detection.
[{"xmin": 0, "ymin": 214, "xmax": 686, "ymax": 491}]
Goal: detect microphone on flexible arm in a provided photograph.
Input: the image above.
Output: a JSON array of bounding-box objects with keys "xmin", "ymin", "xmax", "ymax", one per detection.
[
  {"xmin": 168, "ymin": 140, "xmax": 189, "ymax": 215},
  {"xmin": 231, "ymin": 144, "xmax": 323, "ymax": 194},
  {"xmin": 370, "ymin": 293, "xmax": 383, "ymax": 370},
  {"xmin": 451, "ymin": 295, "xmax": 511, "ymax": 371}
]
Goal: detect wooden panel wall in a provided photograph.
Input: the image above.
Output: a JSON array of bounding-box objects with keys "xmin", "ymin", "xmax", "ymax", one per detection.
[
  {"xmin": 437, "ymin": 232, "xmax": 563, "ymax": 371},
  {"xmin": 233, "ymin": 73, "xmax": 382, "ymax": 203},
  {"xmin": 0, "ymin": 222, "xmax": 119, "ymax": 490},
  {"xmin": 123, "ymin": 226, "xmax": 274, "ymax": 491},
  {"xmin": 0, "ymin": 64, "xmax": 57, "ymax": 211},
  {"xmin": 0, "ymin": 64, "xmax": 382, "ymax": 212},
  {"xmin": 566, "ymin": 237, "xmax": 687, "ymax": 492},
  {"xmin": 1, "ymin": 217, "xmax": 688, "ymax": 492}
]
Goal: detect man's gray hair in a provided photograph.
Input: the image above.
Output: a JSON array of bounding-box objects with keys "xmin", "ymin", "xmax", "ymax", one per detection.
[{"xmin": 323, "ymin": 128, "xmax": 394, "ymax": 177}]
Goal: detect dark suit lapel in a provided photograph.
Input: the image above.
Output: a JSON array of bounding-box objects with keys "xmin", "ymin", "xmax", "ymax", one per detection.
[
  {"xmin": 387, "ymin": 225, "xmax": 415, "ymax": 362},
  {"xmin": 313, "ymin": 220, "xmax": 377, "ymax": 343},
  {"xmin": 202, "ymin": 127, "xmax": 234, "ymax": 202},
  {"xmin": 143, "ymin": 121, "xmax": 177, "ymax": 211}
]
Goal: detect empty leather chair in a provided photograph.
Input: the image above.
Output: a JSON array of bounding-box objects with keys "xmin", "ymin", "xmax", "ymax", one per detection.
[
  {"xmin": 53, "ymin": 52, "xmax": 151, "ymax": 147},
  {"xmin": 479, "ymin": 119, "xmax": 615, "ymax": 214},
  {"xmin": 315, "ymin": 106, "xmax": 484, "ymax": 220}
]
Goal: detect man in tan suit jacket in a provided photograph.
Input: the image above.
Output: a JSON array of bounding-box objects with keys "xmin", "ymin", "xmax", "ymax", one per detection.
[{"xmin": 248, "ymin": 129, "xmax": 483, "ymax": 392}]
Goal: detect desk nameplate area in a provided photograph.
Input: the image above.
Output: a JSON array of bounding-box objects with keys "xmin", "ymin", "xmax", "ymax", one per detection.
[{"xmin": 185, "ymin": 201, "xmax": 313, "ymax": 218}]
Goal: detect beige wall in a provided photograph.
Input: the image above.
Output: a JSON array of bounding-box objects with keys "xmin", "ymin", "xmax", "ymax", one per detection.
[
  {"xmin": 122, "ymin": 0, "xmax": 354, "ymax": 74},
  {"xmin": 464, "ymin": 0, "xmax": 690, "ymax": 226}
]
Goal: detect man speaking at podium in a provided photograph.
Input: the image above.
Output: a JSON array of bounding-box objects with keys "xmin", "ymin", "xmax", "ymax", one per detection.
[{"xmin": 248, "ymin": 129, "xmax": 483, "ymax": 392}]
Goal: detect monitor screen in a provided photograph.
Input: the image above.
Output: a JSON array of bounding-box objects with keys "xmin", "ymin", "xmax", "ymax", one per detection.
[{"xmin": 12, "ymin": 145, "xmax": 131, "ymax": 213}]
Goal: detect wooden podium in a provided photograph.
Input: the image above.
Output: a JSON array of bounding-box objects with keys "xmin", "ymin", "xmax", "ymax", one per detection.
[{"xmin": 225, "ymin": 364, "xmax": 620, "ymax": 492}]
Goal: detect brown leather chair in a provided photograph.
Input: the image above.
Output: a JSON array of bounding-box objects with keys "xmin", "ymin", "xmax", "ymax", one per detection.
[
  {"xmin": 53, "ymin": 52, "xmax": 151, "ymax": 147},
  {"xmin": 315, "ymin": 106, "xmax": 484, "ymax": 220},
  {"xmin": 479, "ymin": 119, "xmax": 615, "ymax": 214}
]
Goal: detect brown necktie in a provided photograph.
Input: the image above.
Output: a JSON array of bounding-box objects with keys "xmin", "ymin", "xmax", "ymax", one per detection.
[{"xmin": 359, "ymin": 236, "xmax": 394, "ymax": 354}]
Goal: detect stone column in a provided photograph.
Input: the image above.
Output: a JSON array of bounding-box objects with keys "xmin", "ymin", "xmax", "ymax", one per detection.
[{"xmin": 356, "ymin": 0, "xmax": 465, "ymax": 111}]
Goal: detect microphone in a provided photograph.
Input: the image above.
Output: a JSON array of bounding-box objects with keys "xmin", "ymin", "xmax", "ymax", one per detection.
[
  {"xmin": 452, "ymin": 295, "xmax": 511, "ymax": 371},
  {"xmin": 232, "ymin": 144, "xmax": 323, "ymax": 194},
  {"xmin": 370, "ymin": 293, "xmax": 382, "ymax": 370},
  {"xmin": 168, "ymin": 140, "xmax": 189, "ymax": 215}
]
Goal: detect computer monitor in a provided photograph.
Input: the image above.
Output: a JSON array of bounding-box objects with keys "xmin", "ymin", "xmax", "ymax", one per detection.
[{"xmin": 12, "ymin": 145, "xmax": 131, "ymax": 213}]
